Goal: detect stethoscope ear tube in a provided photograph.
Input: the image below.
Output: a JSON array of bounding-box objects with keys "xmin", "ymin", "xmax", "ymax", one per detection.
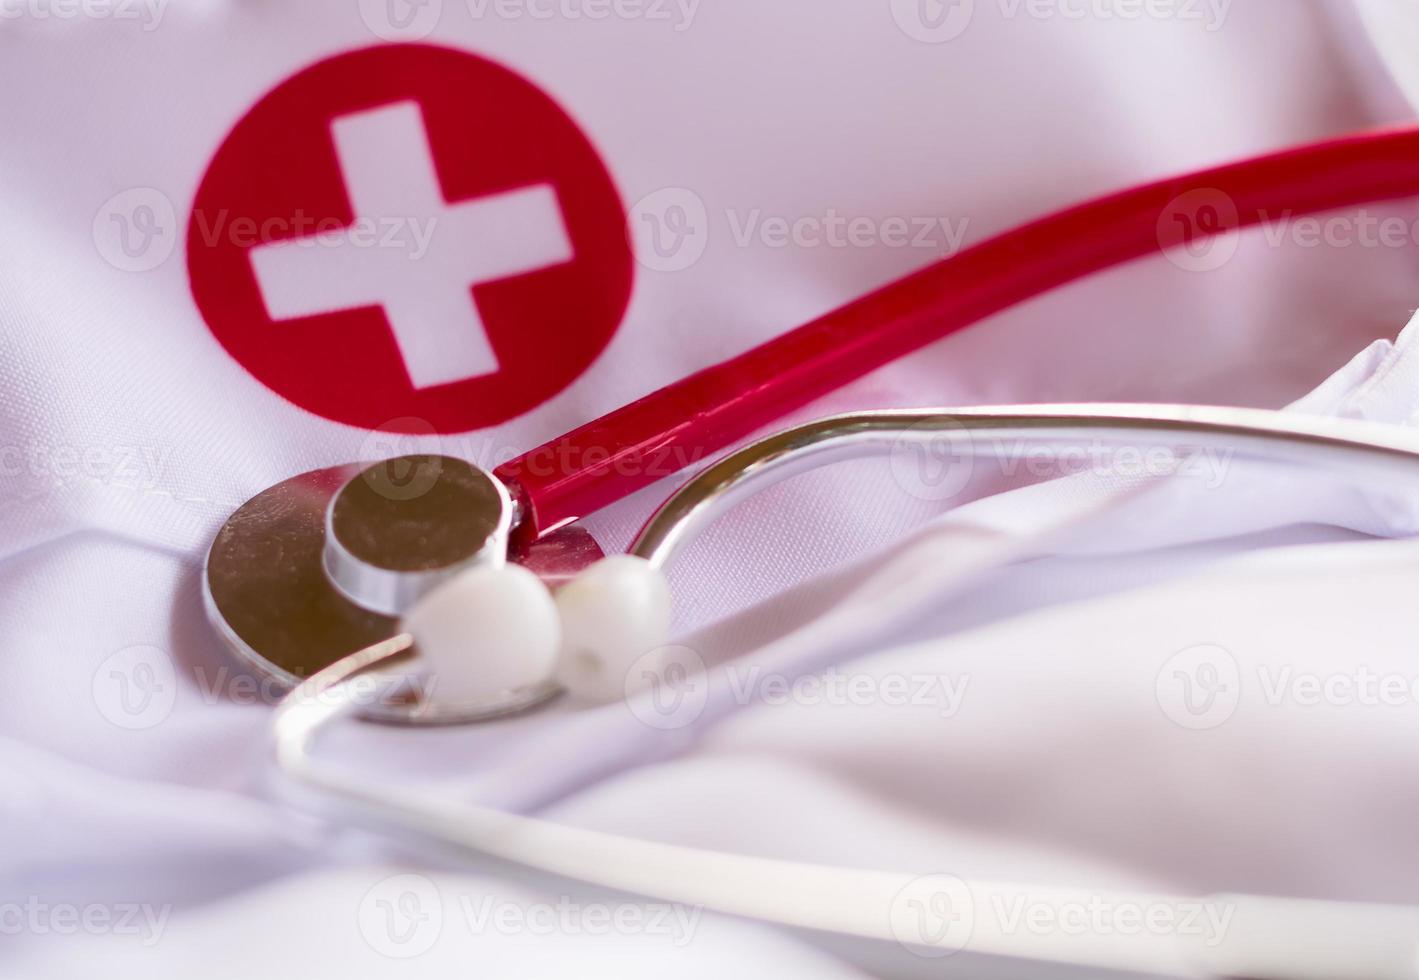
[
  {"xmin": 274, "ymin": 405, "xmax": 1419, "ymax": 978},
  {"xmin": 273, "ymin": 625, "xmax": 1419, "ymax": 979},
  {"xmin": 628, "ymin": 402, "xmax": 1419, "ymax": 571}
]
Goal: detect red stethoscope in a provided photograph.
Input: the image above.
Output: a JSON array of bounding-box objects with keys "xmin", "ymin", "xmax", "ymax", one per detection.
[
  {"xmin": 206, "ymin": 122, "xmax": 1419, "ymax": 718},
  {"xmin": 497, "ymin": 125, "xmax": 1419, "ymax": 535},
  {"xmin": 220, "ymin": 124, "xmax": 1419, "ymax": 977}
]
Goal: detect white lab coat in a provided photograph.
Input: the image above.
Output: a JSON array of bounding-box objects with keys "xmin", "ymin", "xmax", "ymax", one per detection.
[{"xmin": 3, "ymin": 2, "xmax": 1419, "ymax": 976}]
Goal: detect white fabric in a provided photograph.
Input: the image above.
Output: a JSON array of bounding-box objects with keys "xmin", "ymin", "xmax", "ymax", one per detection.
[
  {"xmin": 1355, "ymin": 0, "xmax": 1419, "ymax": 111},
  {"xmin": 5, "ymin": 2, "xmax": 1419, "ymax": 976}
]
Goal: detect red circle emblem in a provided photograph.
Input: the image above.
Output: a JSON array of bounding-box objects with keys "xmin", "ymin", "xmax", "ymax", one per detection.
[{"xmin": 188, "ymin": 44, "xmax": 633, "ymax": 433}]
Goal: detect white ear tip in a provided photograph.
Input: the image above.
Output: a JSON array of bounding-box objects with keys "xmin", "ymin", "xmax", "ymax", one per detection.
[
  {"xmin": 402, "ymin": 563, "xmax": 560, "ymax": 705},
  {"xmin": 555, "ymin": 556, "xmax": 672, "ymax": 704}
]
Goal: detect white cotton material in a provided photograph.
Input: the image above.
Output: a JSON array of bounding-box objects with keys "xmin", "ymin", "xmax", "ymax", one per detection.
[
  {"xmin": 7, "ymin": 3, "xmax": 1419, "ymax": 978},
  {"xmin": 1355, "ymin": 0, "xmax": 1419, "ymax": 111}
]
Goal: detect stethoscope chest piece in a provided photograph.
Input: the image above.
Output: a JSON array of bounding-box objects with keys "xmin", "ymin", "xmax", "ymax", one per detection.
[{"xmin": 203, "ymin": 455, "xmax": 563, "ymax": 724}]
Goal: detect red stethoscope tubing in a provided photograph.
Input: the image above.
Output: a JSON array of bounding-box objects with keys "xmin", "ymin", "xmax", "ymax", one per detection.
[{"xmin": 497, "ymin": 125, "xmax": 1419, "ymax": 537}]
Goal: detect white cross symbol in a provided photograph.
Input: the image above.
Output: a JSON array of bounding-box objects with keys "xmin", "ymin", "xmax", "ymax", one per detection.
[{"xmin": 250, "ymin": 101, "xmax": 574, "ymax": 390}]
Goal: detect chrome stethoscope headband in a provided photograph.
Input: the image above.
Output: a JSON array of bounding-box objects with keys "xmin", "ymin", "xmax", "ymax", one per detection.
[
  {"xmin": 207, "ymin": 402, "xmax": 1419, "ymax": 724},
  {"xmin": 206, "ymin": 118, "xmax": 1419, "ymax": 722},
  {"xmin": 269, "ymin": 404, "xmax": 1419, "ymax": 979}
]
